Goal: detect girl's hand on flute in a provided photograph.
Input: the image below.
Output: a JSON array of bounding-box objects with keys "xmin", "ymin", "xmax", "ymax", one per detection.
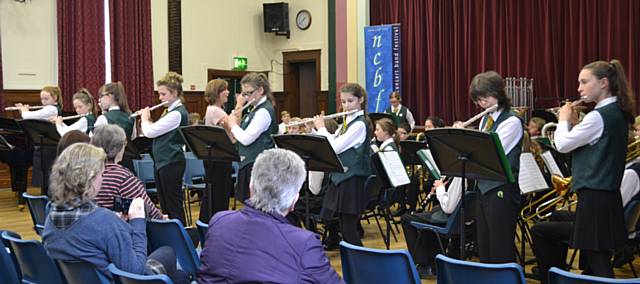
[
  {"xmin": 313, "ymin": 115, "xmax": 325, "ymax": 129},
  {"xmin": 452, "ymin": 121, "xmax": 464, "ymax": 128},
  {"xmin": 226, "ymin": 111, "xmax": 239, "ymax": 128},
  {"xmin": 140, "ymin": 107, "xmax": 151, "ymax": 122}
]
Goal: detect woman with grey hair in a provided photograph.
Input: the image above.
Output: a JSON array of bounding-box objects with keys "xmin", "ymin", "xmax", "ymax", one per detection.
[
  {"xmin": 198, "ymin": 148, "xmax": 343, "ymax": 283},
  {"xmin": 41, "ymin": 143, "xmax": 183, "ymax": 282},
  {"xmin": 90, "ymin": 125, "xmax": 164, "ymax": 219}
]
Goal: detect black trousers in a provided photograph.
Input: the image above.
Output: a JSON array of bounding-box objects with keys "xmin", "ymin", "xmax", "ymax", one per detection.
[
  {"xmin": 477, "ymin": 183, "xmax": 520, "ymax": 263},
  {"xmin": 155, "ymin": 161, "xmax": 186, "ymax": 225},
  {"xmin": 401, "ymin": 210, "xmax": 447, "ymax": 267},
  {"xmin": 199, "ymin": 161, "xmax": 233, "ymax": 223},
  {"xmin": 10, "ymin": 166, "xmax": 29, "ymax": 204},
  {"xmin": 235, "ymin": 164, "xmax": 253, "ymax": 204},
  {"xmin": 530, "ymin": 211, "xmax": 574, "ymax": 284}
]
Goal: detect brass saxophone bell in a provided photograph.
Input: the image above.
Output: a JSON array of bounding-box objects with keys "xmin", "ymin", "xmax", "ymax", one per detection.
[{"xmin": 551, "ymin": 175, "xmax": 572, "ymax": 194}]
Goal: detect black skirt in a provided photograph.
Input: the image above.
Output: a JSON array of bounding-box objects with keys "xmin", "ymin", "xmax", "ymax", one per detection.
[
  {"xmin": 321, "ymin": 175, "xmax": 367, "ymax": 217},
  {"xmin": 571, "ymin": 189, "xmax": 626, "ymax": 251}
]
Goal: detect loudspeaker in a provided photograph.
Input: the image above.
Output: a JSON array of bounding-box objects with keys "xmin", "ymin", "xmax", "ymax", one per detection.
[{"xmin": 263, "ymin": 2, "xmax": 289, "ymax": 33}]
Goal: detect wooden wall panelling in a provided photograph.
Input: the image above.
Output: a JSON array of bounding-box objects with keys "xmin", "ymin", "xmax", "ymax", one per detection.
[{"xmin": 1, "ymin": 90, "xmax": 41, "ymax": 119}]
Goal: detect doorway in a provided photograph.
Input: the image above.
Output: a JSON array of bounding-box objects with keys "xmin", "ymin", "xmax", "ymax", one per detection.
[{"xmin": 283, "ymin": 50, "xmax": 321, "ymax": 118}]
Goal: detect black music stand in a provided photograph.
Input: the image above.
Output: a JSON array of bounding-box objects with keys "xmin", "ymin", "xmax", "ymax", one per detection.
[
  {"xmin": 272, "ymin": 134, "xmax": 344, "ymax": 229},
  {"xmin": 369, "ymin": 112, "xmax": 395, "ymax": 126},
  {"xmin": 17, "ymin": 119, "xmax": 61, "ymax": 195},
  {"xmin": 399, "ymin": 140, "xmax": 428, "ymax": 209},
  {"xmin": 132, "ymin": 136, "xmax": 153, "ymax": 155},
  {"xmin": 180, "ymin": 125, "xmax": 240, "ymax": 221},
  {"xmin": 425, "ymin": 128, "xmax": 514, "ymax": 260},
  {"xmin": 0, "ymin": 117, "xmax": 22, "ymax": 132},
  {"xmin": 0, "ymin": 135, "xmax": 15, "ymax": 151}
]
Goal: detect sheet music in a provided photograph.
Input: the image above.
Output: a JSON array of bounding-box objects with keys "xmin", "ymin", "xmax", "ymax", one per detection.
[
  {"xmin": 417, "ymin": 149, "xmax": 441, "ymax": 179},
  {"xmin": 377, "ymin": 150, "xmax": 411, "ymax": 187},
  {"xmin": 541, "ymin": 150, "xmax": 563, "ymax": 178},
  {"xmin": 518, "ymin": 153, "xmax": 549, "ymax": 194}
]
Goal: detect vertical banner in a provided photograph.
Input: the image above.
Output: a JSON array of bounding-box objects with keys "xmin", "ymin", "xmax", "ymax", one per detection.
[{"xmin": 364, "ymin": 24, "xmax": 401, "ymax": 113}]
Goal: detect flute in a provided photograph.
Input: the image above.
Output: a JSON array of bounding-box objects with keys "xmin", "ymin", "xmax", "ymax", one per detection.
[
  {"xmin": 4, "ymin": 105, "xmax": 45, "ymax": 111},
  {"xmin": 235, "ymin": 98, "xmax": 256, "ymax": 113},
  {"xmin": 461, "ymin": 104, "xmax": 499, "ymax": 127},
  {"xmin": 129, "ymin": 101, "xmax": 169, "ymax": 118},
  {"xmin": 284, "ymin": 109, "xmax": 359, "ymax": 127},
  {"xmin": 61, "ymin": 113, "xmax": 89, "ymax": 121}
]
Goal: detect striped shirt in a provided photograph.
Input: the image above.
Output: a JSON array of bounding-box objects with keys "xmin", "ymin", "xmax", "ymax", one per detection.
[{"xmin": 96, "ymin": 163, "xmax": 163, "ymax": 219}]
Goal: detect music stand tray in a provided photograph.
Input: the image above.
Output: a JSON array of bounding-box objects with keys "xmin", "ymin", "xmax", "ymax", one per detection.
[
  {"xmin": 399, "ymin": 141, "xmax": 428, "ymax": 166},
  {"xmin": 369, "ymin": 112, "xmax": 396, "ymax": 126},
  {"xmin": 17, "ymin": 119, "xmax": 61, "ymax": 195},
  {"xmin": 272, "ymin": 134, "xmax": 344, "ymax": 229},
  {"xmin": 132, "ymin": 136, "xmax": 153, "ymax": 155},
  {"xmin": 0, "ymin": 117, "xmax": 22, "ymax": 132},
  {"xmin": 425, "ymin": 128, "xmax": 513, "ymax": 259}
]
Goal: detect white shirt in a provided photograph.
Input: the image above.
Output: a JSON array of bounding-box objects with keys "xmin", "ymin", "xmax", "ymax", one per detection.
[
  {"xmin": 56, "ymin": 116, "xmax": 89, "ymax": 136},
  {"xmin": 278, "ymin": 122, "xmax": 287, "ymax": 134},
  {"xmin": 315, "ymin": 110, "xmax": 367, "ymax": 155},
  {"xmin": 94, "ymin": 106, "xmax": 120, "ymax": 128},
  {"xmin": 141, "ymin": 100, "xmax": 183, "ymax": 138},
  {"xmin": 478, "ymin": 108, "xmax": 523, "ymax": 154},
  {"xmin": 379, "ymin": 138, "xmax": 396, "ymax": 152},
  {"xmin": 390, "ymin": 104, "xmax": 416, "ymax": 130},
  {"xmin": 21, "ymin": 105, "xmax": 58, "ymax": 121},
  {"xmin": 554, "ymin": 97, "xmax": 617, "ymax": 153},
  {"xmin": 621, "ymin": 169, "xmax": 640, "ymax": 207},
  {"xmin": 231, "ymin": 97, "xmax": 272, "ymax": 146},
  {"xmin": 435, "ymin": 177, "xmax": 464, "ymax": 214}
]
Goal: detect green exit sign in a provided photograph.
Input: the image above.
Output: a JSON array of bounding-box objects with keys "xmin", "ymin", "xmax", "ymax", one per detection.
[{"xmin": 233, "ymin": 56, "xmax": 248, "ymax": 71}]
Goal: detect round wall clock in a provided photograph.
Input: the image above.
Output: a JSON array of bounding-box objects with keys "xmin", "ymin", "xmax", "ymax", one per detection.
[{"xmin": 296, "ymin": 10, "xmax": 312, "ymax": 30}]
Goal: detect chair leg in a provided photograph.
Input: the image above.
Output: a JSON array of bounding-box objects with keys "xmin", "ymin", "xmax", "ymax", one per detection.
[
  {"xmin": 630, "ymin": 260, "xmax": 638, "ymax": 278},
  {"xmin": 433, "ymin": 231, "xmax": 446, "ymax": 255},
  {"xmin": 568, "ymin": 249, "xmax": 578, "ymax": 269},
  {"xmin": 373, "ymin": 210, "xmax": 389, "ymax": 248},
  {"xmin": 184, "ymin": 188, "xmax": 192, "ymax": 227}
]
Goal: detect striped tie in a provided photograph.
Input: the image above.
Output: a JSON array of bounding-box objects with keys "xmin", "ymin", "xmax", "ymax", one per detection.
[{"xmin": 484, "ymin": 115, "xmax": 495, "ymax": 132}]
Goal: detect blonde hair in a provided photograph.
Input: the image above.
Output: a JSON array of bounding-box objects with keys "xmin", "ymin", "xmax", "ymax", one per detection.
[
  {"xmin": 49, "ymin": 143, "xmax": 106, "ymax": 207},
  {"xmin": 42, "ymin": 86, "xmax": 63, "ymax": 108},
  {"xmin": 204, "ymin": 79, "xmax": 228, "ymax": 106},
  {"xmin": 72, "ymin": 88, "xmax": 96, "ymax": 115},
  {"xmin": 157, "ymin": 72, "xmax": 184, "ymax": 97},
  {"xmin": 99, "ymin": 82, "xmax": 131, "ymax": 114}
]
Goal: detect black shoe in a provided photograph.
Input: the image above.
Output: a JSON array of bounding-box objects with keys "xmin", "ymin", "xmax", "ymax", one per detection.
[
  {"xmin": 416, "ymin": 264, "xmax": 435, "ymax": 279},
  {"xmin": 323, "ymin": 238, "xmax": 340, "ymax": 251},
  {"xmin": 613, "ymin": 249, "xmax": 635, "ymax": 268}
]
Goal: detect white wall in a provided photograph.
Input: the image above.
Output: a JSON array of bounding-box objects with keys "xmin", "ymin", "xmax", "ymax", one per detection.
[
  {"xmin": 0, "ymin": 0, "xmax": 58, "ymax": 89},
  {"xmin": 1, "ymin": 0, "xmax": 328, "ymax": 92}
]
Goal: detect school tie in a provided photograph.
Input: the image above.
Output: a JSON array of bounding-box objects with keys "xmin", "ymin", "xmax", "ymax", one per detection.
[
  {"xmin": 393, "ymin": 106, "xmax": 398, "ymax": 114},
  {"xmin": 484, "ymin": 115, "xmax": 495, "ymax": 132},
  {"xmin": 160, "ymin": 107, "xmax": 169, "ymax": 117},
  {"xmin": 339, "ymin": 115, "xmax": 348, "ymax": 135}
]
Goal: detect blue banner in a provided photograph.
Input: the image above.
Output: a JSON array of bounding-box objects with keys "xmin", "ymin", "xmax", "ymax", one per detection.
[{"xmin": 364, "ymin": 24, "xmax": 401, "ymax": 113}]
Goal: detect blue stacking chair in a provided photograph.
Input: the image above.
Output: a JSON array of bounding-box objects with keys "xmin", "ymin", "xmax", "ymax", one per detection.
[
  {"xmin": 0, "ymin": 230, "xmax": 22, "ymax": 280},
  {"xmin": 548, "ymin": 267, "xmax": 640, "ymax": 284},
  {"xmin": 339, "ymin": 241, "xmax": 420, "ymax": 284},
  {"xmin": 435, "ymin": 254, "xmax": 526, "ymax": 284},
  {"xmin": 108, "ymin": 263, "xmax": 173, "ymax": 284},
  {"xmin": 22, "ymin": 193, "xmax": 49, "ymax": 236},
  {"xmin": 183, "ymin": 152, "xmax": 207, "ymax": 225},
  {"xmin": 0, "ymin": 233, "xmax": 20, "ymax": 284},
  {"xmin": 146, "ymin": 219, "xmax": 200, "ymax": 281},
  {"xmin": 133, "ymin": 158, "xmax": 158, "ymax": 196},
  {"xmin": 56, "ymin": 259, "xmax": 111, "ymax": 284},
  {"xmin": 195, "ymin": 219, "xmax": 209, "ymax": 247},
  {"xmin": 1, "ymin": 232, "xmax": 65, "ymax": 284}
]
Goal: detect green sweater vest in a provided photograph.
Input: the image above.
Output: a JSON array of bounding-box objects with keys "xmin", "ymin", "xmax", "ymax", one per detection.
[
  {"xmin": 571, "ymin": 103, "xmax": 627, "ymax": 192},
  {"xmin": 330, "ymin": 115, "xmax": 372, "ymax": 185},
  {"xmin": 104, "ymin": 110, "xmax": 134, "ymax": 139},
  {"xmin": 151, "ymin": 105, "xmax": 189, "ymax": 169},
  {"xmin": 85, "ymin": 113, "xmax": 96, "ymax": 134},
  {"xmin": 385, "ymin": 105, "xmax": 409, "ymax": 126},
  {"xmin": 476, "ymin": 110, "xmax": 522, "ymax": 194},
  {"xmin": 238, "ymin": 100, "xmax": 277, "ymax": 169}
]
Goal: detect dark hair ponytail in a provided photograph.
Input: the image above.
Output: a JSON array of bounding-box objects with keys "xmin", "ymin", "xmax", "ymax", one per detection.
[{"xmin": 583, "ymin": 59, "xmax": 636, "ymax": 124}]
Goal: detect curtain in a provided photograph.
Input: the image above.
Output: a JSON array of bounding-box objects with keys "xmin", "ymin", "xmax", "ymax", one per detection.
[
  {"xmin": 109, "ymin": 0, "xmax": 154, "ymax": 111},
  {"xmin": 370, "ymin": 0, "xmax": 640, "ymax": 124},
  {"xmin": 57, "ymin": 0, "xmax": 105, "ymax": 112}
]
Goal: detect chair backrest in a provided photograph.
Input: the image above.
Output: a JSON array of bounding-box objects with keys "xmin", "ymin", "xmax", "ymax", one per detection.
[
  {"xmin": 339, "ymin": 241, "xmax": 420, "ymax": 284},
  {"xmin": 183, "ymin": 154, "xmax": 205, "ymax": 186},
  {"xmin": 146, "ymin": 219, "xmax": 200, "ymax": 279},
  {"xmin": 22, "ymin": 192, "xmax": 49, "ymax": 235},
  {"xmin": 56, "ymin": 259, "xmax": 111, "ymax": 284},
  {"xmin": 548, "ymin": 267, "xmax": 640, "ymax": 284},
  {"xmin": 195, "ymin": 219, "xmax": 209, "ymax": 247},
  {"xmin": 133, "ymin": 159, "xmax": 156, "ymax": 184},
  {"xmin": 624, "ymin": 200, "xmax": 640, "ymax": 235},
  {"xmin": 435, "ymin": 254, "xmax": 526, "ymax": 284},
  {"xmin": 0, "ymin": 234, "xmax": 20, "ymax": 284},
  {"xmin": 0, "ymin": 230, "xmax": 22, "ymax": 280},
  {"xmin": 364, "ymin": 175, "xmax": 382, "ymax": 208},
  {"xmin": 108, "ymin": 263, "xmax": 173, "ymax": 284},
  {"xmin": 1, "ymin": 232, "xmax": 65, "ymax": 284}
]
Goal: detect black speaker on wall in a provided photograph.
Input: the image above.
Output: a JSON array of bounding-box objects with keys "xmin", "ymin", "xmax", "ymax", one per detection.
[{"xmin": 263, "ymin": 2, "xmax": 289, "ymax": 38}]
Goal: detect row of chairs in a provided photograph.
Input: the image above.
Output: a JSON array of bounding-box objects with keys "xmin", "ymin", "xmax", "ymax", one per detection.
[
  {"xmin": 1, "ymin": 217, "xmax": 204, "ymax": 283},
  {"xmin": 340, "ymin": 241, "xmax": 640, "ymax": 284},
  {"xmin": 1, "ymin": 230, "xmax": 171, "ymax": 283}
]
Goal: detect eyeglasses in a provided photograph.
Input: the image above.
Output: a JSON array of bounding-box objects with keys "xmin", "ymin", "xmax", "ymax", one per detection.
[
  {"xmin": 241, "ymin": 89, "xmax": 257, "ymax": 97},
  {"xmin": 100, "ymin": 93, "xmax": 111, "ymax": 98}
]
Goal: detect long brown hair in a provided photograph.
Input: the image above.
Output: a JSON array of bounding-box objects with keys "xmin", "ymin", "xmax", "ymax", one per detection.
[
  {"xmin": 240, "ymin": 73, "xmax": 274, "ymax": 106},
  {"xmin": 72, "ymin": 88, "xmax": 96, "ymax": 116},
  {"xmin": 469, "ymin": 71, "xmax": 511, "ymax": 110},
  {"xmin": 99, "ymin": 82, "xmax": 132, "ymax": 114},
  {"xmin": 582, "ymin": 59, "xmax": 636, "ymax": 124},
  {"xmin": 204, "ymin": 79, "xmax": 228, "ymax": 106}
]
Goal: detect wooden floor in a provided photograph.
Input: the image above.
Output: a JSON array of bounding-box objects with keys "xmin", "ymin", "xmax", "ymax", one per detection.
[{"xmin": 1, "ymin": 187, "xmax": 639, "ymax": 283}]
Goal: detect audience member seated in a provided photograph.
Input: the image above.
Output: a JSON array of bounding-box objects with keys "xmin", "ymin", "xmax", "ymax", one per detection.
[
  {"xmin": 189, "ymin": 112, "xmax": 202, "ymax": 126},
  {"xmin": 90, "ymin": 125, "xmax": 165, "ymax": 220},
  {"xmin": 401, "ymin": 177, "xmax": 463, "ymax": 278},
  {"xmin": 56, "ymin": 130, "xmax": 90, "ymax": 156},
  {"xmin": 42, "ymin": 143, "xmax": 185, "ymax": 283},
  {"xmin": 278, "ymin": 110, "xmax": 291, "ymax": 134},
  {"xmin": 197, "ymin": 148, "xmax": 343, "ymax": 284}
]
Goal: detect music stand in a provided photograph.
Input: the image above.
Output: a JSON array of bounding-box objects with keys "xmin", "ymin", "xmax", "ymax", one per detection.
[
  {"xmin": 272, "ymin": 134, "xmax": 344, "ymax": 229},
  {"xmin": 17, "ymin": 119, "xmax": 61, "ymax": 195},
  {"xmin": 180, "ymin": 125, "xmax": 240, "ymax": 221},
  {"xmin": 425, "ymin": 128, "xmax": 514, "ymax": 260},
  {"xmin": 369, "ymin": 112, "xmax": 395, "ymax": 126},
  {"xmin": 0, "ymin": 135, "xmax": 15, "ymax": 151},
  {"xmin": 132, "ymin": 136, "xmax": 153, "ymax": 155},
  {"xmin": 399, "ymin": 140, "xmax": 427, "ymax": 208},
  {"xmin": 0, "ymin": 117, "xmax": 22, "ymax": 132}
]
